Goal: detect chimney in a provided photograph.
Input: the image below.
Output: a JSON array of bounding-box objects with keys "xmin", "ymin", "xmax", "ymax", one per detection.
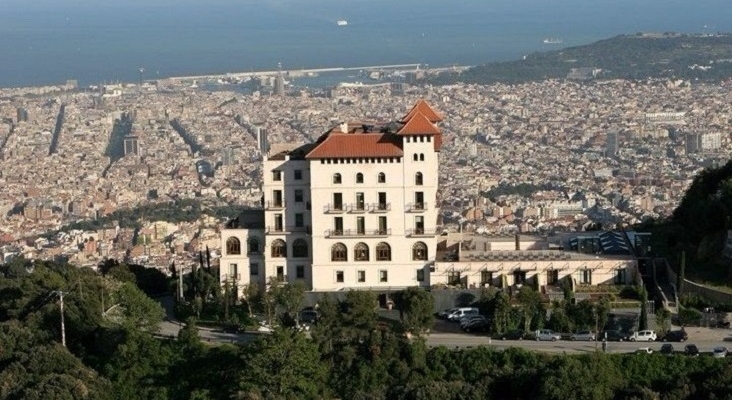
[{"xmin": 340, "ymin": 122, "xmax": 348, "ymax": 133}]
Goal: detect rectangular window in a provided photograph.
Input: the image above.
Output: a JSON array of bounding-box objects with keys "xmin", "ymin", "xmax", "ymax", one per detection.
[
  {"xmin": 272, "ymin": 170, "xmax": 281, "ymax": 181},
  {"xmin": 295, "ymin": 213, "xmax": 304, "ymax": 227},
  {"xmin": 356, "ymin": 217, "xmax": 365, "ymax": 234},
  {"xmin": 273, "ymin": 190, "xmax": 283, "ymax": 207},
  {"xmin": 379, "ymin": 270, "xmax": 388, "ymax": 283},
  {"xmin": 333, "ymin": 193, "xmax": 343, "ymax": 210},
  {"xmin": 415, "ymin": 216, "xmax": 424, "ymax": 234},
  {"xmin": 277, "ymin": 266, "xmax": 285, "ymax": 282},
  {"xmin": 250, "ymin": 263, "xmax": 259, "ymax": 276},
  {"xmin": 547, "ymin": 270, "xmax": 559, "ymax": 285},
  {"xmin": 358, "ymin": 270, "xmax": 366, "ymax": 282},
  {"xmin": 296, "ymin": 265, "xmax": 305, "ymax": 279},
  {"xmin": 378, "ymin": 192, "xmax": 387, "ymax": 209},
  {"xmin": 417, "ymin": 269, "xmax": 425, "ymax": 282},
  {"xmin": 614, "ymin": 269, "xmax": 626, "ymax": 284},
  {"xmin": 580, "ymin": 269, "xmax": 592, "ymax": 285},
  {"xmin": 415, "ymin": 192, "xmax": 424, "ymax": 209},
  {"xmin": 481, "ymin": 270, "xmax": 492, "ymax": 285},
  {"xmin": 355, "ymin": 192, "xmax": 365, "ymax": 210},
  {"xmin": 229, "ymin": 263, "xmax": 238, "ymax": 279},
  {"xmin": 274, "ymin": 214, "xmax": 283, "ymax": 231},
  {"xmin": 448, "ymin": 271, "xmax": 461, "ymax": 286},
  {"xmin": 294, "ymin": 169, "xmax": 302, "ymax": 180},
  {"xmin": 336, "ymin": 270, "xmax": 344, "ymax": 283},
  {"xmin": 294, "ymin": 189, "xmax": 303, "ymax": 203},
  {"xmin": 334, "ymin": 217, "xmax": 343, "ymax": 234},
  {"xmin": 379, "ymin": 216, "xmax": 387, "ymax": 234}
]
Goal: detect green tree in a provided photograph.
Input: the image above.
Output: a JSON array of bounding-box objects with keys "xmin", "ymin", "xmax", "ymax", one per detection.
[
  {"xmin": 103, "ymin": 282, "xmax": 165, "ymax": 332},
  {"xmin": 340, "ymin": 290, "xmax": 378, "ymax": 336},
  {"xmin": 239, "ymin": 329, "xmax": 328, "ymax": 399},
  {"xmin": 517, "ymin": 286, "xmax": 543, "ymax": 332},
  {"xmin": 677, "ymin": 251, "xmax": 686, "ymax": 296},
  {"xmin": 240, "ymin": 283, "xmax": 259, "ymax": 317},
  {"xmin": 655, "ymin": 308, "xmax": 672, "ymax": 334},
  {"xmin": 638, "ymin": 286, "xmax": 649, "ymax": 331},
  {"xmin": 275, "ymin": 281, "xmax": 306, "ymax": 325},
  {"xmin": 392, "ymin": 287, "xmax": 434, "ymax": 335},
  {"xmin": 491, "ymin": 291, "xmax": 512, "ymax": 334}
]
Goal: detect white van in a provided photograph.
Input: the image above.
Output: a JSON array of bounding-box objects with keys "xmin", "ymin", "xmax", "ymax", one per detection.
[
  {"xmin": 447, "ymin": 307, "xmax": 479, "ymax": 322},
  {"xmin": 628, "ymin": 330, "xmax": 657, "ymax": 342}
]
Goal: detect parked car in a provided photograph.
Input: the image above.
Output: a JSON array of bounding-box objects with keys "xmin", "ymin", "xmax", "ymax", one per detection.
[
  {"xmin": 447, "ymin": 308, "xmax": 480, "ymax": 322},
  {"xmin": 628, "ymin": 330, "xmax": 657, "ymax": 342},
  {"xmin": 464, "ymin": 318, "xmax": 491, "ymax": 333},
  {"xmin": 460, "ymin": 315, "xmax": 487, "ymax": 329},
  {"xmin": 636, "ymin": 347, "xmax": 653, "ymax": 354},
  {"xmin": 499, "ymin": 329, "xmax": 526, "ymax": 340},
  {"xmin": 437, "ymin": 308, "xmax": 458, "ymax": 319},
  {"xmin": 713, "ymin": 346, "xmax": 728, "ymax": 358},
  {"xmin": 601, "ymin": 330, "xmax": 626, "ymax": 342},
  {"xmin": 661, "ymin": 329, "xmax": 688, "ymax": 342},
  {"xmin": 684, "ymin": 344, "xmax": 700, "ymax": 357},
  {"xmin": 660, "ymin": 344, "xmax": 675, "ymax": 355},
  {"xmin": 300, "ymin": 309, "xmax": 320, "ymax": 325},
  {"xmin": 570, "ymin": 330, "xmax": 596, "ymax": 341},
  {"xmin": 536, "ymin": 329, "xmax": 561, "ymax": 341}
]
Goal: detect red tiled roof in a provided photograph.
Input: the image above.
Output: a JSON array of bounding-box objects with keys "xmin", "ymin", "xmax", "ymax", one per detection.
[
  {"xmin": 397, "ymin": 112, "xmax": 441, "ymax": 135},
  {"xmin": 306, "ymin": 132, "xmax": 403, "ymax": 159},
  {"xmin": 402, "ymin": 99, "xmax": 443, "ymax": 123}
]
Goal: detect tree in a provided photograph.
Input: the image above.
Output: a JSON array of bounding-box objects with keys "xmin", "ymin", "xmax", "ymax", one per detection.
[
  {"xmin": 517, "ymin": 286, "xmax": 543, "ymax": 332},
  {"xmin": 491, "ymin": 291, "xmax": 512, "ymax": 334},
  {"xmin": 240, "ymin": 283, "xmax": 259, "ymax": 317},
  {"xmin": 655, "ymin": 308, "xmax": 672, "ymax": 334},
  {"xmin": 239, "ymin": 329, "xmax": 328, "ymax": 399},
  {"xmin": 678, "ymin": 250, "xmax": 686, "ymax": 296},
  {"xmin": 103, "ymin": 282, "xmax": 165, "ymax": 333},
  {"xmin": 638, "ymin": 286, "xmax": 649, "ymax": 331},
  {"xmin": 595, "ymin": 296, "xmax": 611, "ymax": 333},
  {"xmin": 340, "ymin": 290, "xmax": 378, "ymax": 335},
  {"xmin": 392, "ymin": 287, "xmax": 434, "ymax": 335},
  {"xmin": 275, "ymin": 281, "xmax": 306, "ymax": 325}
]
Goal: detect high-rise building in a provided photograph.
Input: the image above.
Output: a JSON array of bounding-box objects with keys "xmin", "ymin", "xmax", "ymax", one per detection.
[
  {"xmin": 606, "ymin": 131, "xmax": 618, "ymax": 157},
  {"xmin": 220, "ymin": 100, "xmax": 443, "ymax": 294},
  {"xmin": 124, "ymin": 135, "xmax": 140, "ymax": 156},
  {"xmin": 16, "ymin": 107, "xmax": 28, "ymax": 123},
  {"xmin": 274, "ymin": 63, "xmax": 285, "ymax": 97},
  {"xmin": 255, "ymin": 126, "xmax": 269, "ymax": 155},
  {"xmin": 685, "ymin": 132, "xmax": 700, "ymax": 154}
]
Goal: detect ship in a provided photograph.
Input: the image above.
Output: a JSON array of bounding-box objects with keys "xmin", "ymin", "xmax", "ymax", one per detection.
[
  {"xmin": 543, "ymin": 38, "xmax": 563, "ymax": 44},
  {"xmin": 337, "ymin": 19, "xmax": 348, "ymax": 26}
]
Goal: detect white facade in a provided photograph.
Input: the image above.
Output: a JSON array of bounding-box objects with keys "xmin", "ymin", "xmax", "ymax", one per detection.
[{"xmin": 220, "ymin": 101, "xmax": 443, "ymax": 293}]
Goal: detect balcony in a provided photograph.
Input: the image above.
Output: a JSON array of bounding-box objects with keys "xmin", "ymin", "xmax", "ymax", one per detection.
[
  {"xmin": 265, "ymin": 200, "xmax": 285, "ymax": 210},
  {"xmin": 406, "ymin": 228, "xmax": 441, "ymax": 237},
  {"xmin": 266, "ymin": 225, "xmax": 285, "ymax": 234},
  {"xmin": 286, "ymin": 225, "xmax": 312, "ymax": 234},
  {"xmin": 347, "ymin": 203, "xmax": 368, "ymax": 213},
  {"xmin": 369, "ymin": 203, "xmax": 391, "ymax": 213},
  {"xmin": 405, "ymin": 202, "xmax": 427, "ymax": 212},
  {"xmin": 324, "ymin": 228, "xmax": 391, "ymax": 238},
  {"xmin": 221, "ymin": 273, "xmax": 241, "ymax": 281},
  {"xmin": 323, "ymin": 204, "xmax": 345, "ymax": 214}
]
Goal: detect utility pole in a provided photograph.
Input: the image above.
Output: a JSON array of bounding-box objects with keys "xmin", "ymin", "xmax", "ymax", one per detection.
[{"xmin": 52, "ymin": 290, "xmax": 66, "ymax": 347}]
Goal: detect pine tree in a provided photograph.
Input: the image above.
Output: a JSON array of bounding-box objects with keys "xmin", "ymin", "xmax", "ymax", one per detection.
[{"xmin": 677, "ymin": 251, "xmax": 686, "ymax": 296}]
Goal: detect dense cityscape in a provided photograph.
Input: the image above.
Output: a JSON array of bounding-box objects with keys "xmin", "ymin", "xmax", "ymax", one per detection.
[{"xmin": 1, "ymin": 70, "xmax": 731, "ymax": 273}]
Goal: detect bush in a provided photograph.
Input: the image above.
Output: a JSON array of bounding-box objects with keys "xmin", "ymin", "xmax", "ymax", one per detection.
[
  {"xmin": 618, "ymin": 286, "xmax": 641, "ymax": 300},
  {"xmin": 678, "ymin": 307, "xmax": 703, "ymax": 326}
]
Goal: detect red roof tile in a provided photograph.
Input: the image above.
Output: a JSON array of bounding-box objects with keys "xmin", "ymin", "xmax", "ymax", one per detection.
[
  {"xmin": 306, "ymin": 133, "xmax": 403, "ymax": 159},
  {"xmin": 397, "ymin": 112, "xmax": 441, "ymax": 135},
  {"xmin": 402, "ymin": 99, "xmax": 443, "ymax": 123}
]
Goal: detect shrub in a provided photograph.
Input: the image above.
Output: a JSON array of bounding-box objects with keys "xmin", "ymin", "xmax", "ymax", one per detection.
[{"xmin": 678, "ymin": 306, "xmax": 703, "ymax": 326}]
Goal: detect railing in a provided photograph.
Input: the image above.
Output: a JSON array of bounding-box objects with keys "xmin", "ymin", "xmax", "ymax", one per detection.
[
  {"xmin": 323, "ymin": 204, "xmax": 345, "ymax": 213},
  {"xmin": 369, "ymin": 203, "xmax": 391, "ymax": 212},
  {"xmin": 347, "ymin": 203, "xmax": 368, "ymax": 213},
  {"xmin": 406, "ymin": 228, "xmax": 441, "ymax": 237},
  {"xmin": 324, "ymin": 228, "xmax": 391, "ymax": 238},
  {"xmin": 266, "ymin": 225, "xmax": 285, "ymax": 233},
  {"xmin": 221, "ymin": 273, "xmax": 241, "ymax": 281},
  {"xmin": 406, "ymin": 202, "xmax": 427, "ymax": 212},
  {"xmin": 286, "ymin": 225, "xmax": 312, "ymax": 234},
  {"xmin": 265, "ymin": 200, "xmax": 285, "ymax": 210}
]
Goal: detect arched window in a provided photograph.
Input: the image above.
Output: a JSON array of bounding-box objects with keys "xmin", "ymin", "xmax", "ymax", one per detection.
[
  {"xmin": 356, "ymin": 173, "xmax": 364, "ymax": 183},
  {"xmin": 292, "ymin": 239, "xmax": 308, "ymax": 258},
  {"xmin": 333, "ymin": 173, "xmax": 342, "ymax": 184},
  {"xmin": 247, "ymin": 238, "xmax": 260, "ymax": 254},
  {"xmin": 412, "ymin": 242, "xmax": 428, "ymax": 261},
  {"xmin": 415, "ymin": 172, "xmax": 423, "ymax": 186},
  {"xmin": 413, "ymin": 153, "xmax": 418, "ymax": 161},
  {"xmin": 331, "ymin": 243, "xmax": 347, "ymax": 262},
  {"xmin": 419, "ymin": 153, "xmax": 425, "ymax": 161},
  {"xmin": 226, "ymin": 237, "xmax": 241, "ymax": 255},
  {"xmin": 354, "ymin": 242, "xmax": 369, "ymax": 261},
  {"xmin": 378, "ymin": 172, "xmax": 386, "ymax": 183},
  {"xmin": 376, "ymin": 242, "xmax": 391, "ymax": 261},
  {"xmin": 271, "ymin": 239, "xmax": 286, "ymax": 258}
]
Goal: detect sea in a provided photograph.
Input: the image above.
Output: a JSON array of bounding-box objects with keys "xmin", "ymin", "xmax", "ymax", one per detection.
[{"xmin": 1, "ymin": 0, "xmax": 732, "ymax": 88}]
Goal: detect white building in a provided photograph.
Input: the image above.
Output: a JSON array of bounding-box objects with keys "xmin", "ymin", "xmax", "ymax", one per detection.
[{"xmin": 220, "ymin": 100, "xmax": 443, "ymax": 294}]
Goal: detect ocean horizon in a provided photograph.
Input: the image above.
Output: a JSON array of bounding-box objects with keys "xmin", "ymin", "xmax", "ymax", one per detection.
[{"xmin": 1, "ymin": 0, "xmax": 732, "ymax": 88}]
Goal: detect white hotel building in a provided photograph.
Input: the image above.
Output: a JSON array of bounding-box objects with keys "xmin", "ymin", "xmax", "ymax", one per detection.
[
  {"xmin": 220, "ymin": 101, "xmax": 642, "ymax": 297},
  {"xmin": 220, "ymin": 100, "xmax": 442, "ymax": 293}
]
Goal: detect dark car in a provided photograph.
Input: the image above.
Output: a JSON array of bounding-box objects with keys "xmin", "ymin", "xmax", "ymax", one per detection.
[
  {"xmin": 499, "ymin": 329, "xmax": 526, "ymax": 340},
  {"xmin": 661, "ymin": 330, "xmax": 688, "ymax": 342},
  {"xmin": 601, "ymin": 330, "xmax": 626, "ymax": 342},
  {"xmin": 660, "ymin": 344, "xmax": 675, "ymax": 355},
  {"xmin": 300, "ymin": 309, "xmax": 320, "ymax": 324},
  {"xmin": 464, "ymin": 318, "xmax": 491, "ymax": 333},
  {"xmin": 684, "ymin": 344, "xmax": 700, "ymax": 357}
]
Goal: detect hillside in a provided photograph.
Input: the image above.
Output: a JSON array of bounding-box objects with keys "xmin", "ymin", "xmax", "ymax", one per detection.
[{"xmin": 433, "ymin": 33, "xmax": 732, "ymax": 84}]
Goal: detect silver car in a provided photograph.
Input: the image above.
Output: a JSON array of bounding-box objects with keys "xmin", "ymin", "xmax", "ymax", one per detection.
[
  {"xmin": 713, "ymin": 346, "xmax": 728, "ymax": 358},
  {"xmin": 536, "ymin": 329, "xmax": 561, "ymax": 341}
]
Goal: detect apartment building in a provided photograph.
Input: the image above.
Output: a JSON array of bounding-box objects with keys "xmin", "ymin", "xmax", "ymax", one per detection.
[{"xmin": 220, "ymin": 100, "xmax": 442, "ymax": 293}]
